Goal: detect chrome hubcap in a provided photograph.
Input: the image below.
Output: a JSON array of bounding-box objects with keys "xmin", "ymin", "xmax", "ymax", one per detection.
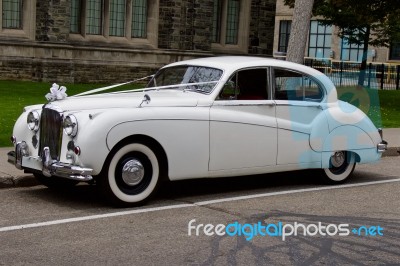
[
  {"xmin": 331, "ymin": 151, "xmax": 345, "ymax": 168},
  {"xmin": 121, "ymin": 159, "xmax": 145, "ymax": 186}
]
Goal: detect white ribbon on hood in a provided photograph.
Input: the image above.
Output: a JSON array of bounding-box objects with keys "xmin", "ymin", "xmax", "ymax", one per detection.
[
  {"xmin": 73, "ymin": 75, "xmax": 154, "ymax": 97},
  {"xmin": 45, "ymin": 83, "xmax": 68, "ymax": 102}
]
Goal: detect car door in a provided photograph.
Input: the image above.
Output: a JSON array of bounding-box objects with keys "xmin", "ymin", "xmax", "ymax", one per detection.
[
  {"xmin": 209, "ymin": 68, "xmax": 277, "ymax": 174},
  {"xmin": 273, "ymin": 67, "xmax": 325, "ymax": 166}
]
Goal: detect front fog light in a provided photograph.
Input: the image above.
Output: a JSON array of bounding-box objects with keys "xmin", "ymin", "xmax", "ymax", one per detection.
[
  {"xmin": 63, "ymin": 115, "xmax": 78, "ymax": 137},
  {"xmin": 27, "ymin": 111, "xmax": 40, "ymax": 132}
]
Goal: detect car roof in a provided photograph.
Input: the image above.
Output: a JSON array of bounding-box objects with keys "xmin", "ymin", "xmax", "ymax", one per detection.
[
  {"xmin": 164, "ymin": 56, "xmax": 338, "ymax": 103},
  {"xmin": 165, "ymin": 56, "xmax": 322, "ymax": 76}
]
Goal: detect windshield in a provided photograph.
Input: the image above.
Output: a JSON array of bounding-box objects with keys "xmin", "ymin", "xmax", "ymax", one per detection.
[{"xmin": 146, "ymin": 65, "xmax": 223, "ymax": 94}]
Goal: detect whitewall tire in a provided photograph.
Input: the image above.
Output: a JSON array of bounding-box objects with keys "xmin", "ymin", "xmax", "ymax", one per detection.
[
  {"xmin": 102, "ymin": 143, "xmax": 160, "ymax": 205},
  {"xmin": 322, "ymin": 151, "xmax": 356, "ymax": 183}
]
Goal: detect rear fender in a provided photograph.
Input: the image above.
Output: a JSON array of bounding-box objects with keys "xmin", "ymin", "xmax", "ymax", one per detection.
[{"xmin": 320, "ymin": 125, "xmax": 380, "ymax": 168}]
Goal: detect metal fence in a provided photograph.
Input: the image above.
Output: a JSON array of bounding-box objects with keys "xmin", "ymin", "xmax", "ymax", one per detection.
[{"xmin": 304, "ymin": 58, "xmax": 400, "ymax": 90}]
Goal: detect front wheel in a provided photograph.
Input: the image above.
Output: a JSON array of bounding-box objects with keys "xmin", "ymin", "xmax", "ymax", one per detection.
[
  {"xmin": 100, "ymin": 143, "xmax": 161, "ymax": 206},
  {"xmin": 322, "ymin": 151, "xmax": 356, "ymax": 184}
]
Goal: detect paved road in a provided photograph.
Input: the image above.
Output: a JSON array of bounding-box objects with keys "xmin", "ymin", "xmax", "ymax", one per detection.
[{"xmin": 0, "ymin": 157, "xmax": 399, "ymax": 265}]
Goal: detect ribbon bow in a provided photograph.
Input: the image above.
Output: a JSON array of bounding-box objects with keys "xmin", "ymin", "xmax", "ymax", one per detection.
[{"xmin": 45, "ymin": 83, "xmax": 68, "ymax": 102}]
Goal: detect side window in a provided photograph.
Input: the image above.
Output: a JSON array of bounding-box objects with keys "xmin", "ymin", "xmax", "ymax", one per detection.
[
  {"xmin": 274, "ymin": 68, "xmax": 323, "ymax": 102},
  {"xmin": 219, "ymin": 68, "xmax": 268, "ymax": 100}
]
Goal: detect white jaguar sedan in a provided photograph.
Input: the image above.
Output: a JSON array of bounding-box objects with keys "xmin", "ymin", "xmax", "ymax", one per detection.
[{"xmin": 8, "ymin": 56, "xmax": 387, "ymax": 205}]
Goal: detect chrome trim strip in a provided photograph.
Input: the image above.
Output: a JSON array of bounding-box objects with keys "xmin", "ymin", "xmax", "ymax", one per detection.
[
  {"xmin": 274, "ymin": 103, "xmax": 323, "ymax": 109},
  {"xmin": 41, "ymin": 147, "xmax": 52, "ymax": 177},
  {"xmin": 213, "ymin": 100, "xmax": 276, "ymax": 107}
]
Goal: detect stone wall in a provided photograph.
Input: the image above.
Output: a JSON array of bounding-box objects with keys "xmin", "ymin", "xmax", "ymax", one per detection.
[
  {"xmin": 0, "ymin": 0, "xmax": 277, "ymax": 83},
  {"xmin": 248, "ymin": 0, "xmax": 276, "ymax": 55},
  {"xmin": 36, "ymin": 0, "xmax": 70, "ymax": 42},
  {"xmin": 158, "ymin": 0, "xmax": 213, "ymax": 51},
  {"xmin": 0, "ymin": 41, "xmax": 213, "ymax": 83}
]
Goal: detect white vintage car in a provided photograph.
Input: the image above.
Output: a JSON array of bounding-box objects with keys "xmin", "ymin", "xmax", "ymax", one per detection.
[{"xmin": 8, "ymin": 56, "xmax": 387, "ymax": 205}]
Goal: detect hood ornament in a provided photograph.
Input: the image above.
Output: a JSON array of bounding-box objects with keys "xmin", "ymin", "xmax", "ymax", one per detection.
[
  {"xmin": 45, "ymin": 83, "xmax": 68, "ymax": 102},
  {"xmin": 139, "ymin": 94, "xmax": 151, "ymax": 108}
]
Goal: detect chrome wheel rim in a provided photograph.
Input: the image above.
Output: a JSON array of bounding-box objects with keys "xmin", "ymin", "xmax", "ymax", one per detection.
[
  {"xmin": 121, "ymin": 159, "xmax": 145, "ymax": 186},
  {"xmin": 330, "ymin": 151, "xmax": 345, "ymax": 168}
]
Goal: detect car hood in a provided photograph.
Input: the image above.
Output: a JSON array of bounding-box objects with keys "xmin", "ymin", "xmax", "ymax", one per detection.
[{"xmin": 43, "ymin": 90, "xmax": 202, "ymax": 112}]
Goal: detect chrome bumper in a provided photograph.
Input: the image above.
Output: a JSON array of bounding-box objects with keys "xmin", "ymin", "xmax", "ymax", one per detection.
[
  {"xmin": 377, "ymin": 128, "xmax": 388, "ymax": 153},
  {"xmin": 377, "ymin": 141, "xmax": 388, "ymax": 153},
  {"xmin": 8, "ymin": 143, "xmax": 93, "ymax": 182}
]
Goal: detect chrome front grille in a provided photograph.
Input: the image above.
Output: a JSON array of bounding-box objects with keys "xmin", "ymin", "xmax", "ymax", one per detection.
[{"xmin": 39, "ymin": 107, "xmax": 63, "ymax": 160}]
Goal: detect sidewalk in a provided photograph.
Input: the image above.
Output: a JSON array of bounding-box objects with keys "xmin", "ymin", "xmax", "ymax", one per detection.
[
  {"xmin": 381, "ymin": 128, "xmax": 400, "ymax": 156},
  {"xmin": 0, "ymin": 129, "xmax": 399, "ymax": 188},
  {"xmin": 0, "ymin": 148, "xmax": 39, "ymax": 188}
]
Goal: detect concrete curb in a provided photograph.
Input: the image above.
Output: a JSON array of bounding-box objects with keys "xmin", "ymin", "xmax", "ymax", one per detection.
[
  {"xmin": 0, "ymin": 147, "xmax": 398, "ymax": 190},
  {"xmin": 0, "ymin": 175, "xmax": 39, "ymax": 189},
  {"xmin": 382, "ymin": 147, "xmax": 400, "ymax": 157}
]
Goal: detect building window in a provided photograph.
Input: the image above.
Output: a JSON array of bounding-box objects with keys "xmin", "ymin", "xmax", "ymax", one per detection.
[
  {"xmin": 340, "ymin": 38, "xmax": 364, "ymax": 62},
  {"xmin": 278, "ymin": 20, "xmax": 291, "ymax": 53},
  {"xmin": 71, "ymin": 0, "xmax": 151, "ymax": 40},
  {"xmin": 390, "ymin": 42, "xmax": 400, "ymax": 60},
  {"xmin": 308, "ymin": 21, "xmax": 332, "ymax": 58},
  {"xmin": 225, "ymin": 0, "xmax": 239, "ymax": 44},
  {"xmin": 2, "ymin": 0, "xmax": 22, "ymax": 29},
  {"xmin": 274, "ymin": 68, "xmax": 323, "ymax": 102},
  {"xmin": 86, "ymin": 0, "xmax": 104, "ymax": 35},
  {"xmin": 211, "ymin": 0, "xmax": 222, "ymax": 43},
  {"xmin": 70, "ymin": 0, "xmax": 81, "ymax": 33},
  {"xmin": 109, "ymin": 0, "xmax": 126, "ymax": 36},
  {"xmin": 211, "ymin": 0, "xmax": 245, "ymax": 45},
  {"xmin": 132, "ymin": 0, "xmax": 147, "ymax": 38},
  {"xmin": 0, "ymin": 0, "xmax": 35, "ymax": 39}
]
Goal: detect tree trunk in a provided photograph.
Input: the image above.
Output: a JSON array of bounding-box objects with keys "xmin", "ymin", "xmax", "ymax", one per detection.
[
  {"xmin": 286, "ymin": 0, "xmax": 315, "ymax": 64},
  {"xmin": 358, "ymin": 26, "xmax": 371, "ymax": 87}
]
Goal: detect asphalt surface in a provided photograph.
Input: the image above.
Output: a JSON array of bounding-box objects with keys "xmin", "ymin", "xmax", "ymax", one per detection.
[
  {"xmin": 0, "ymin": 157, "xmax": 399, "ymax": 265},
  {"xmin": 0, "ymin": 129, "xmax": 399, "ymax": 264},
  {"xmin": 1, "ymin": 128, "xmax": 398, "ymax": 189}
]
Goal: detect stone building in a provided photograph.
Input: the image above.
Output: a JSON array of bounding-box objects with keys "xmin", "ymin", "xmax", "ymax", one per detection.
[
  {"xmin": 273, "ymin": 0, "xmax": 400, "ymax": 63},
  {"xmin": 0, "ymin": 0, "xmax": 276, "ymax": 83}
]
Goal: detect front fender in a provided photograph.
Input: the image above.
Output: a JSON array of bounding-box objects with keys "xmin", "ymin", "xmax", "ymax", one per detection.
[
  {"xmin": 106, "ymin": 118, "xmax": 210, "ymax": 180},
  {"xmin": 66, "ymin": 110, "xmax": 112, "ymax": 175}
]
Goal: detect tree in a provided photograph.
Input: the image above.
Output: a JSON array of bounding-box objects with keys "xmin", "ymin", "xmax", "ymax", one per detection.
[
  {"xmin": 286, "ymin": 0, "xmax": 315, "ymax": 64},
  {"xmin": 284, "ymin": 0, "xmax": 400, "ymax": 86}
]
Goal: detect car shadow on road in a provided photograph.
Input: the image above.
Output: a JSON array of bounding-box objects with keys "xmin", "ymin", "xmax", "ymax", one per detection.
[
  {"xmin": 157, "ymin": 169, "xmax": 392, "ymax": 202},
  {"xmin": 18, "ymin": 183, "xmax": 109, "ymax": 209},
  {"xmin": 17, "ymin": 168, "xmax": 394, "ymax": 208}
]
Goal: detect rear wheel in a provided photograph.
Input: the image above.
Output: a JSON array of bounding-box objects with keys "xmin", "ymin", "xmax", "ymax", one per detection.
[
  {"xmin": 322, "ymin": 151, "xmax": 356, "ymax": 184},
  {"xmin": 100, "ymin": 143, "xmax": 161, "ymax": 206}
]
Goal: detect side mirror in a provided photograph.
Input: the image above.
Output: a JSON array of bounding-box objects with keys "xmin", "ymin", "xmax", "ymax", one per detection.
[{"xmin": 220, "ymin": 81, "xmax": 237, "ymax": 100}]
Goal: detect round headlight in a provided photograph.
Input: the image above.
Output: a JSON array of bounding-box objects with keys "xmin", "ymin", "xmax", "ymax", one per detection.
[
  {"xmin": 63, "ymin": 115, "xmax": 78, "ymax": 137},
  {"xmin": 27, "ymin": 111, "xmax": 40, "ymax": 132}
]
